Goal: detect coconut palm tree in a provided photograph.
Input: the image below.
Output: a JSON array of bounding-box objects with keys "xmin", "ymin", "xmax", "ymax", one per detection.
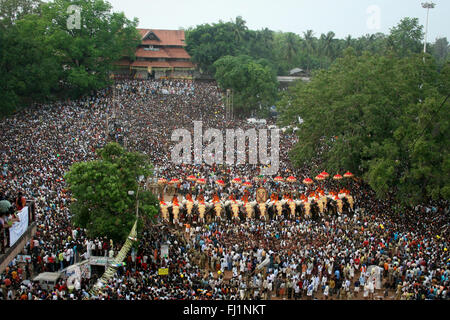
[
  {"xmin": 303, "ymin": 29, "xmax": 316, "ymax": 54},
  {"xmin": 232, "ymin": 16, "xmax": 248, "ymax": 44}
]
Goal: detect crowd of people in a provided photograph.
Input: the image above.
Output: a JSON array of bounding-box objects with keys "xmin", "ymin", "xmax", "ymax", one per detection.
[{"xmin": 0, "ymin": 79, "xmax": 448, "ymax": 300}]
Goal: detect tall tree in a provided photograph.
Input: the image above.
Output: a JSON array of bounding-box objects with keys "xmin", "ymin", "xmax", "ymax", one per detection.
[
  {"xmin": 65, "ymin": 142, "xmax": 159, "ymax": 242},
  {"xmin": 277, "ymin": 48, "xmax": 449, "ymax": 204},
  {"xmin": 387, "ymin": 17, "xmax": 424, "ymax": 57},
  {"xmin": 0, "ymin": 0, "xmax": 140, "ymax": 115},
  {"xmin": 41, "ymin": 0, "xmax": 141, "ymax": 96},
  {"xmin": 214, "ymin": 55, "xmax": 278, "ymax": 116},
  {"xmin": 432, "ymin": 37, "xmax": 449, "ymax": 66}
]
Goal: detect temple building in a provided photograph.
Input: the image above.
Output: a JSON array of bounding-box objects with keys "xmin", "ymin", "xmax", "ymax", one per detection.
[{"xmin": 113, "ymin": 29, "xmax": 195, "ymax": 79}]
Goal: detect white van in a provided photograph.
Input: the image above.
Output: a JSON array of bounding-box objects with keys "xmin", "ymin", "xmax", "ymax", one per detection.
[{"xmin": 33, "ymin": 272, "xmax": 61, "ymax": 291}]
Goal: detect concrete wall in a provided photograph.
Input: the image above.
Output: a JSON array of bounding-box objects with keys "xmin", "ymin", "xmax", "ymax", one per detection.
[
  {"xmin": 0, "ymin": 222, "xmax": 37, "ymax": 274},
  {"xmin": 154, "ymin": 70, "xmax": 166, "ymax": 79},
  {"xmin": 135, "ymin": 70, "xmax": 148, "ymax": 79}
]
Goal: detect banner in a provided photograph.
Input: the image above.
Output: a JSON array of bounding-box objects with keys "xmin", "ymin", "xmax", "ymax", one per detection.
[
  {"xmin": 160, "ymin": 243, "xmax": 169, "ymax": 259},
  {"xmin": 158, "ymin": 268, "xmax": 169, "ymax": 275},
  {"xmin": 9, "ymin": 207, "xmax": 29, "ymax": 246}
]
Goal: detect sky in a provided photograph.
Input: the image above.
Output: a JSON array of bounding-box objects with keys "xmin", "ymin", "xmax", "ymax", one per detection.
[{"xmin": 106, "ymin": 0, "xmax": 449, "ymax": 41}]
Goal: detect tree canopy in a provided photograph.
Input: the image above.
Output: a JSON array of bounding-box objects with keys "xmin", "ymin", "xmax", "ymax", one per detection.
[
  {"xmin": 277, "ymin": 48, "xmax": 450, "ymax": 206},
  {"xmin": 186, "ymin": 16, "xmax": 447, "ymax": 77},
  {"xmin": 213, "ymin": 55, "xmax": 278, "ymax": 116},
  {"xmin": 0, "ymin": 0, "xmax": 140, "ymax": 116},
  {"xmin": 65, "ymin": 142, "xmax": 159, "ymax": 242}
]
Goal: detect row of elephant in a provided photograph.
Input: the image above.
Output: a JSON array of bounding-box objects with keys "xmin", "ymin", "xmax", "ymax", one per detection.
[{"xmin": 159, "ymin": 195, "xmax": 355, "ymax": 224}]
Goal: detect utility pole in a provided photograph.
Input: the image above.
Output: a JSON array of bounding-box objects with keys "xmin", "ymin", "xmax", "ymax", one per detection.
[
  {"xmin": 422, "ymin": 2, "xmax": 436, "ymax": 60},
  {"xmin": 225, "ymin": 89, "xmax": 234, "ymax": 120}
]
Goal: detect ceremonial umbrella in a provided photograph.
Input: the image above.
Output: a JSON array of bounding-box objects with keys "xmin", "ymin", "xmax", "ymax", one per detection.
[
  {"xmin": 333, "ymin": 174, "xmax": 343, "ymax": 180},
  {"xmin": 243, "ymin": 181, "xmax": 252, "ymax": 187},
  {"xmin": 216, "ymin": 180, "xmax": 225, "ymax": 186},
  {"xmin": 196, "ymin": 178, "xmax": 206, "ymax": 185},
  {"xmin": 274, "ymin": 176, "xmax": 284, "ymax": 182},
  {"xmin": 315, "ymin": 174, "xmax": 325, "ymax": 181},
  {"xmin": 232, "ymin": 178, "xmax": 242, "ymax": 184},
  {"xmin": 157, "ymin": 178, "xmax": 168, "ymax": 185},
  {"xmin": 344, "ymin": 171, "xmax": 354, "ymax": 178},
  {"xmin": 320, "ymin": 171, "xmax": 329, "ymax": 178},
  {"xmin": 169, "ymin": 178, "xmax": 180, "ymax": 185},
  {"xmin": 303, "ymin": 178, "xmax": 313, "ymax": 185},
  {"xmin": 286, "ymin": 176, "xmax": 297, "ymax": 183},
  {"xmin": 187, "ymin": 175, "xmax": 197, "ymax": 182}
]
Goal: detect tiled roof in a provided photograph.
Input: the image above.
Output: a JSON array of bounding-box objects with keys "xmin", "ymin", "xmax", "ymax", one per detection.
[
  {"xmin": 116, "ymin": 60, "xmax": 195, "ymax": 69},
  {"xmin": 135, "ymin": 48, "xmax": 171, "ymax": 58},
  {"xmin": 138, "ymin": 29, "xmax": 186, "ymax": 46},
  {"xmin": 164, "ymin": 47, "xmax": 191, "ymax": 59},
  {"xmin": 169, "ymin": 61, "xmax": 195, "ymax": 68},
  {"xmin": 130, "ymin": 61, "xmax": 172, "ymax": 68},
  {"xmin": 134, "ymin": 47, "xmax": 191, "ymax": 59}
]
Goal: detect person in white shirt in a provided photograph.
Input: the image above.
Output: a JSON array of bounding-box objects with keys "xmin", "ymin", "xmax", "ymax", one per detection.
[{"xmin": 323, "ymin": 285, "xmax": 329, "ymax": 299}]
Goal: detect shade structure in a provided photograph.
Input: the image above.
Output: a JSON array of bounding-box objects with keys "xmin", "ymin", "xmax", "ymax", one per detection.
[
  {"xmin": 196, "ymin": 178, "xmax": 206, "ymax": 185},
  {"xmin": 286, "ymin": 176, "xmax": 297, "ymax": 183},
  {"xmin": 232, "ymin": 178, "xmax": 242, "ymax": 184},
  {"xmin": 274, "ymin": 176, "xmax": 284, "ymax": 182},
  {"xmin": 303, "ymin": 178, "xmax": 313, "ymax": 185},
  {"xmin": 343, "ymin": 171, "xmax": 354, "ymax": 178},
  {"xmin": 320, "ymin": 171, "xmax": 329, "ymax": 178},
  {"xmin": 243, "ymin": 181, "xmax": 252, "ymax": 187},
  {"xmin": 315, "ymin": 174, "xmax": 325, "ymax": 181},
  {"xmin": 216, "ymin": 179, "xmax": 225, "ymax": 186},
  {"xmin": 333, "ymin": 174, "xmax": 343, "ymax": 180},
  {"xmin": 186, "ymin": 175, "xmax": 197, "ymax": 182},
  {"xmin": 157, "ymin": 178, "xmax": 167, "ymax": 185}
]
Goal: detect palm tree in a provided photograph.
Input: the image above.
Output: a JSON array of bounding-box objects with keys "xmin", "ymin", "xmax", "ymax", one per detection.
[
  {"xmin": 345, "ymin": 35, "xmax": 354, "ymax": 48},
  {"xmin": 285, "ymin": 32, "xmax": 300, "ymax": 65},
  {"xmin": 322, "ymin": 31, "xmax": 336, "ymax": 58},
  {"xmin": 232, "ymin": 16, "xmax": 248, "ymax": 43},
  {"xmin": 303, "ymin": 29, "xmax": 316, "ymax": 54}
]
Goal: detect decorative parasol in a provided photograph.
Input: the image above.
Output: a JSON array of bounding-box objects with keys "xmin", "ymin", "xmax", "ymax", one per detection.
[
  {"xmin": 315, "ymin": 174, "xmax": 325, "ymax": 181},
  {"xmin": 157, "ymin": 178, "xmax": 168, "ymax": 185},
  {"xmin": 274, "ymin": 176, "xmax": 284, "ymax": 182},
  {"xmin": 169, "ymin": 178, "xmax": 180, "ymax": 185},
  {"xmin": 320, "ymin": 171, "xmax": 329, "ymax": 178},
  {"xmin": 243, "ymin": 181, "xmax": 253, "ymax": 187},
  {"xmin": 303, "ymin": 178, "xmax": 313, "ymax": 185},
  {"xmin": 196, "ymin": 178, "xmax": 206, "ymax": 185},
  {"xmin": 333, "ymin": 174, "xmax": 343, "ymax": 180},
  {"xmin": 216, "ymin": 179, "xmax": 225, "ymax": 186},
  {"xmin": 232, "ymin": 178, "xmax": 242, "ymax": 184},
  {"xmin": 286, "ymin": 176, "xmax": 297, "ymax": 183},
  {"xmin": 187, "ymin": 175, "xmax": 197, "ymax": 182},
  {"xmin": 343, "ymin": 171, "xmax": 354, "ymax": 178}
]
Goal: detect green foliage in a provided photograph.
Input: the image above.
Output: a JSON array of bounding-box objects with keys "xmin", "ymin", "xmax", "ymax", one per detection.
[
  {"xmin": 277, "ymin": 49, "xmax": 450, "ymax": 205},
  {"xmin": 431, "ymin": 37, "xmax": 449, "ymax": 68},
  {"xmin": 387, "ymin": 17, "xmax": 424, "ymax": 57},
  {"xmin": 214, "ymin": 55, "xmax": 278, "ymax": 116},
  {"xmin": 185, "ymin": 16, "xmax": 437, "ymax": 79},
  {"xmin": 65, "ymin": 142, "xmax": 158, "ymax": 242},
  {"xmin": 0, "ymin": 0, "xmax": 140, "ymax": 116},
  {"xmin": 185, "ymin": 17, "xmax": 249, "ymax": 75}
]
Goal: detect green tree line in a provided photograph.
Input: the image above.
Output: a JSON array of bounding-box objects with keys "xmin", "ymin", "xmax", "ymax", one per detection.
[
  {"xmin": 0, "ymin": 0, "xmax": 140, "ymax": 116},
  {"xmin": 186, "ymin": 16, "xmax": 449, "ymax": 76},
  {"xmin": 277, "ymin": 48, "xmax": 450, "ymax": 206}
]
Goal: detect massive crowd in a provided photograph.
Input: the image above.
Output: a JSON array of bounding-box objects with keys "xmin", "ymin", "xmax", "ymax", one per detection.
[{"xmin": 0, "ymin": 79, "xmax": 448, "ymax": 300}]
